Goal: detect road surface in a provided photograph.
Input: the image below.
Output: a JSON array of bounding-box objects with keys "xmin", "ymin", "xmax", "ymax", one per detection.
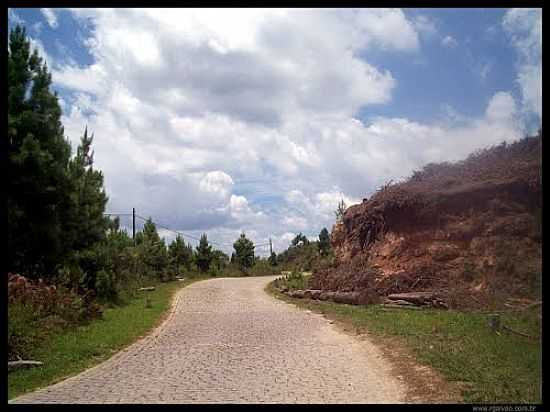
[{"xmin": 12, "ymin": 276, "xmax": 406, "ymax": 403}]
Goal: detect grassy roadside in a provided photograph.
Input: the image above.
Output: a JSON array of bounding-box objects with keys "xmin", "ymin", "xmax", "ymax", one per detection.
[
  {"xmin": 266, "ymin": 282, "xmax": 542, "ymax": 404},
  {"xmin": 8, "ymin": 276, "xmax": 209, "ymax": 400}
]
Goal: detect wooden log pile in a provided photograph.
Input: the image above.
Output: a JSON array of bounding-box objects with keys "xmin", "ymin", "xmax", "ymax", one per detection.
[
  {"xmin": 283, "ymin": 289, "xmax": 363, "ymax": 305},
  {"xmin": 279, "ymin": 287, "xmax": 448, "ymax": 309}
]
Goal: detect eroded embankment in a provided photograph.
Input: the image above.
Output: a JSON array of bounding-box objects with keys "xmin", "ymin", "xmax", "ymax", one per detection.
[{"xmin": 310, "ymin": 135, "xmax": 542, "ymax": 309}]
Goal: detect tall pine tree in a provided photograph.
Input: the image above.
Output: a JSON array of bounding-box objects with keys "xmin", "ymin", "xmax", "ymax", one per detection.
[
  {"xmin": 8, "ymin": 25, "xmax": 72, "ymax": 276},
  {"xmin": 168, "ymin": 235, "xmax": 193, "ymax": 275},
  {"xmin": 318, "ymin": 228, "xmax": 331, "ymax": 256},
  {"xmin": 195, "ymin": 234, "xmax": 213, "ymax": 273},
  {"xmin": 8, "ymin": 25, "xmax": 109, "ymax": 278},
  {"xmin": 233, "ymin": 233, "xmax": 255, "ymax": 271}
]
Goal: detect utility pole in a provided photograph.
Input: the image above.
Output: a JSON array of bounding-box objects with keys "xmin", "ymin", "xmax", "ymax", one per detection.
[
  {"xmin": 269, "ymin": 238, "xmax": 273, "ymax": 255},
  {"xmin": 132, "ymin": 207, "xmax": 136, "ymax": 246}
]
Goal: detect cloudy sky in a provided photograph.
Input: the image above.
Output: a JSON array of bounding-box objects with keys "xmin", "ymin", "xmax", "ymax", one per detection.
[{"xmin": 8, "ymin": 8, "xmax": 542, "ymax": 255}]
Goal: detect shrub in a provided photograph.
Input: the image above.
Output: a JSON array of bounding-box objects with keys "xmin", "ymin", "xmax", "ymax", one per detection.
[
  {"xmin": 95, "ymin": 269, "xmax": 118, "ymax": 301},
  {"xmin": 8, "ymin": 273, "xmax": 103, "ymax": 360},
  {"xmin": 8, "ymin": 302, "xmax": 38, "ymax": 360}
]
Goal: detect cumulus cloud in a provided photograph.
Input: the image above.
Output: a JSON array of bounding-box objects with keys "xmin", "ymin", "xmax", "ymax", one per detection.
[
  {"xmin": 8, "ymin": 8, "xmax": 25, "ymax": 25},
  {"xmin": 51, "ymin": 9, "xmax": 525, "ymax": 255},
  {"xmin": 412, "ymin": 14, "xmax": 438, "ymax": 39},
  {"xmin": 503, "ymin": 8, "xmax": 542, "ymax": 118},
  {"xmin": 441, "ymin": 35, "xmax": 458, "ymax": 48},
  {"xmin": 40, "ymin": 8, "xmax": 58, "ymax": 28}
]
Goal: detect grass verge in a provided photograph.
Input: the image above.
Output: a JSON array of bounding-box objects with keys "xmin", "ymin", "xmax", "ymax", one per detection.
[
  {"xmin": 8, "ymin": 276, "xmax": 209, "ymax": 400},
  {"xmin": 266, "ymin": 282, "xmax": 541, "ymax": 404}
]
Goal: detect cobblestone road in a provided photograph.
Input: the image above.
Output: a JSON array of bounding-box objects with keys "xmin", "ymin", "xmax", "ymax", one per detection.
[{"xmin": 12, "ymin": 276, "xmax": 406, "ymax": 403}]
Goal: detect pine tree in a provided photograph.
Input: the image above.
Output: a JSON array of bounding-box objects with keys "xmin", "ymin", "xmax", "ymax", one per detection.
[
  {"xmin": 318, "ymin": 227, "xmax": 331, "ymax": 256},
  {"xmin": 8, "ymin": 25, "xmax": 73, "ymax": 277},
  {"xmin": 138, "ymin": 218, "xmax": 168, "ymax": 280},
  {"xmin": 233, "ymin": 233, "xmax": 255, "ymax": 271},
  {"xmin": 65, "ymin": 127, "xmax": 109, "ymax": 252},
  {"xmin": 168, "ymin": 235, "xmax": 193, "ymax": 275},
  {"xmin": 195, "ymin": 233, "xmax": 213, "ymax": 272},
  {"xmin": 291, "ymin": 233, "xmax": 309, "ymax": 247},
  {"xmin": 268, "ymin": 251, "xmax": 278, "ymax": 266},
  {"xmin": 211, "ymin": 250, "xmax": 229, "ymax": 271}
]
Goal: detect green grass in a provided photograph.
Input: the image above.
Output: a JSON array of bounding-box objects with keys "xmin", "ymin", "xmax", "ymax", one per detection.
[
  {"xmin": 267, "ymin": 282, "xmax": 542, "ymax": 404},
  {"xmin": 8, "ymin": 276, "xmax": 209, "ymax": 400}
]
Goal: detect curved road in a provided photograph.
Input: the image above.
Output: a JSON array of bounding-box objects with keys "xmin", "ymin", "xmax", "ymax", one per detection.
[{"xmin": 12, "ymin": 276, "xmax": 406, "ymax": 404}]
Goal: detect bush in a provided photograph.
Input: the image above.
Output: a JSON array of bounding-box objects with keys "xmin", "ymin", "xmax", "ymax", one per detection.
[
  {"xmin": 276, "ymin": 271, "xmax": 308, "ymax": 291},
  {"xmin": 95, "ymin": 269, "xmax": 118, "ymax": 301},
  {"xmin": 8, "ymin": 273, "xmax": 103, "ymax": 360},
  {"xmin": 8, "ymin": 303, "xmax": 38, "ymax": 360}
]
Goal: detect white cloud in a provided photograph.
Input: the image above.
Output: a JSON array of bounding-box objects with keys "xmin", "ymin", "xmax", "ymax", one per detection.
[
  {"xmin": 32, "ymin": 22, "xmax": 44, "ymax": 34},
  {"xmin": 412, "ymin": 14, "xmax": 438, "ymax": 39},
  {"xmin": 485, "ymin": 92, "xmax": 517, "ymax": 123},
  {"xmin": 8, "ymin": 9, "xmax": 24, "ymax": 25},
  {"xmin": 441, "ymin": 35, "xmax": 458, "ymax": 48},
  {"xmin": 52, "ymin": 9, "xmax": 526, "ymax": 256},
  {"xmin": 40, "ymin": 8, "xmax": 58, "ymax": 28},
  {"xmin": 503, "ymin": 8, "xmax": 542, "ymax": 118}
]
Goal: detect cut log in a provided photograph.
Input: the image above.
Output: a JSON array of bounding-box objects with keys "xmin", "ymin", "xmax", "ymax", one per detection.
[
  {"xmin": 310, "ymin": 290, "xmax": 322, "ymax": 300},
  {"xmin": 138, "ymin": 287, "xmax": 155, "ymax": 291},
  {"xmin": 387, "ymin": 291, "xmax": 436, "ymax": 305},
  {"xmin": 8, "ymin": 360, "xmax": 43, "ymax": 372},
  {"xmin": 303, "ymin": 289, "xmax": 322, "ymax": 300},
  {"xmin": 381, "ymin": 304, "xmax": 423, "ymax": 310},
  {"xmin": 386, "ymin": 299, "xmax": 417, "ymax": 306},
  {"xmin": 332, "ymin": 292, "xmax": 361, "ymax": 305},
  {"xmin": 289, "ymin": 290, "xmax": 305, "ymax": 298}
]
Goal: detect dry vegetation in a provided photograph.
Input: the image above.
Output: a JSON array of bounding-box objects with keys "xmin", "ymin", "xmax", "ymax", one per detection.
[{"xmin": 310, "ymin": 132, "xmax": 542, "ymax": 310}]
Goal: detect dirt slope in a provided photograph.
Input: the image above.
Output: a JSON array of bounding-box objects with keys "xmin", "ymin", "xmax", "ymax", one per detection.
[{"xmin": 310, "ymin": 133, "xmax": 542, "ymax": 309}]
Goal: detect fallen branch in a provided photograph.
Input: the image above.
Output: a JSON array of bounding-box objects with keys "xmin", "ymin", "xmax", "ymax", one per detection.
[
  {"xmin": 138, "ymin": 287, "xmax": 155, "ymax": 292},
  {"xmin": 8, "ymin": 360, "xmax": 43, "ymax": 372}
]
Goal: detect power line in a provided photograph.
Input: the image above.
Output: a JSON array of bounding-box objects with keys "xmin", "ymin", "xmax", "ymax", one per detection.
[{"xmin": 105, "ymin": 211, "xmax": 275, "ymax": 250}]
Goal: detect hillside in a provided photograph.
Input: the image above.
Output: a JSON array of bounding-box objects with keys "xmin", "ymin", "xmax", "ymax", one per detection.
[{"xmin": 310, "ymin": 132, "xmax": 542, "ymax": 309}]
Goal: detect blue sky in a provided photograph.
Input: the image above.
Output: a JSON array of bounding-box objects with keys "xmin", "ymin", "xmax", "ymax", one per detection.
[{"xmin": 8, "ymin": 8, "xmax": 542, "ymax": 254}]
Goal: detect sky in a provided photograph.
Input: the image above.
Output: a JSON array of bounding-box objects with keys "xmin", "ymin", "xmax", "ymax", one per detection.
[{"xmin": 8, "ymin": 8, "xmax": 542, "ymax": 255}]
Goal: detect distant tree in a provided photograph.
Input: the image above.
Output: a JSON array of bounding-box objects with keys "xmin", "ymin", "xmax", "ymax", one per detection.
[
  {"xmin": 268, "ymin": 251, "xmax": 278, "ymax": 266},
  {"xmin": 233, "ymin": 233, "xmax": 255, "ymax": 270},
  {"xmin": 335, "ymin": 199, "xmax": 347, "ymax": 223},
  {"xmin": 168, "ymin": 235, "xmax": 193, "ymax": 276},
  {"xmin": 195, "ymin": 233, "xmax": 213, "ymax": 273},
  {"xmin": 291, "ymin": 233, "xmax": 309, "ymax": 247},
  {"xmin": 211, "ymin": 250, "xmax": 229, "ymax": 271},
  {"xmin": 318, "ymin": 227, "xmax": 331, "ymax": 256},
  {"xmin": 139, "ymin": 218, "xmax": 168, "ymax": 280}
]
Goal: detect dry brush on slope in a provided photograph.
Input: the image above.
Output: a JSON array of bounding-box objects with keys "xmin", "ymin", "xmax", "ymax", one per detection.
[{"xmin": 310, "ymin": 132, "xmax": 542, "ymax": 310}]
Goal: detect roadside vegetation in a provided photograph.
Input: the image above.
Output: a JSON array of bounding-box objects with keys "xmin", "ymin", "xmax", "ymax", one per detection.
[{"xmin": 267, "ymin": 279, "xmax": 541, "ymax": 403}]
